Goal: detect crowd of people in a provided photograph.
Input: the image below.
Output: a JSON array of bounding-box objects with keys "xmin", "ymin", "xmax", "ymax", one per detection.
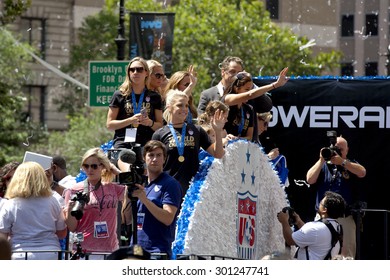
[{"xmin": 0, "ymin": 55, "xmax": 367, "ymax": 260}]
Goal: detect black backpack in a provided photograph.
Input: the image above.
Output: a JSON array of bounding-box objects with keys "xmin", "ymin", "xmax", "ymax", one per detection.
[
  {"xmin": 321, "ymin": 218, "xmax": 343, "ymax": 260},
  {"xmin": 295, "ymin": 218, "xmax": 343, "ymax": 260}
]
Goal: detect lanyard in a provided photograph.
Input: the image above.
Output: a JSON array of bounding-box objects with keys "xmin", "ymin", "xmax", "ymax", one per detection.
[
  {"xmin": 186, "ymin": 110, "xmax": 193, "ymax": 124},
  {"xmin": 84, "ymin": 179, "xmax": 104, "ymax": 215},
  {"xmin": 238, "ymin": 106, "xmax": 245, "ymax": 135},
  {"xmin": 168, "ymin": 123, "xmax": 187, "ymax": 158},
  {"xmin": 131, "ymin": 88, "xmax": 145, "ymax": 114}
]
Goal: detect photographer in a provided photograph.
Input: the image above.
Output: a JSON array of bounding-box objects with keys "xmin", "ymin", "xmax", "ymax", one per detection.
[
  {"xmin": 306, "ymin": 135, "xmax": 366, "ymax": 258},
  {"xmin": 64, "ymin": 148, "xmax": 126, "ymax": 259},
  {"xmin": 277, "ymin": 191, "xmax": 345, "ymax": 260},
  {"xmin": 122, "ymin": 140, "xmax": 182, "ymax": 259}
]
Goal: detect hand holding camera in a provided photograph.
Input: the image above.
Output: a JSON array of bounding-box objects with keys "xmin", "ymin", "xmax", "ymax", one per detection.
[
  {"xmin": 70, "ymin": 191, "xmax": 90, "ymax": 220},
  {"xmin": 320, "ymin": 130, "xmax": 341, "ymax": 161},
  {"xmin": 127, "ymin": 183, "xmax": 146, "ymax": 200},
  {"xmin": 282, "ymin": 206, "xmax": 296, "ymax": 226},
  {"xmin": 277, "ymin": 206, "xmax": 301, "ymax": 227}
]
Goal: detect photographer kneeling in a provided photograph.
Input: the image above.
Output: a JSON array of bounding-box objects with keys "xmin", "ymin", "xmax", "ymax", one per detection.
[
  {"xmin": 64, "ymin": 148, "xmax": 126, "ymax": 259},
  {"xmin": 277, "ymin": 191, "xmax": 345, "ymax": 260},
  {"xmin": 122, "ymin": 140, "xmax": 182, "ymax": 259}
]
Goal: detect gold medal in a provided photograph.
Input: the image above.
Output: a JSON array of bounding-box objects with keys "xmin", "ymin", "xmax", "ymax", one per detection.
[{"xmin": 178, "ymin": 156, "xmax": 185, "ymax": 162}]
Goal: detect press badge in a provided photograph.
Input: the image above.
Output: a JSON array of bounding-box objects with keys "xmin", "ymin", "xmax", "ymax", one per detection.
[
  {"xmin": 137, "ymin": 213, "xmax": 145, "ymax": 231},
  {"xmin": 125, "ymin": 128, "xmax": 137, "ymax": 142},
  {"xmin": 94, "ymin": 221, "xmax": 109, "ymax": 238}
]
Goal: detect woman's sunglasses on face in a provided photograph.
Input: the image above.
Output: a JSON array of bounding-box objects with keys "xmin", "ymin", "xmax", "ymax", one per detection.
[
  {"xmin": 129, "ymin": 67, "xmax": 145, "ymax": 73},
  {"xmin": 153, "ymin": 73, "xmax": 165, "ymax": 79},
  {"xmin": 258, "ymin": 117, "xmax": 269, "ymax": 127},
  {"xmin": 82, "ymin": 163, "xmax": 102, "ymax": 170}
]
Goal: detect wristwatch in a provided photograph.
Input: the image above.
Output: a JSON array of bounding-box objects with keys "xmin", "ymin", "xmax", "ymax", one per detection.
[{"xmin": 341, "ymin": 159, "xmax": 349, "ymax": 167}]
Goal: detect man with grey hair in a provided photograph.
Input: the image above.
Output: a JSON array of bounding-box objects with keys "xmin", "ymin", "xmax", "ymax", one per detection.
[{"xmin": 197, "ymin": 56, "xmax": 244, "ymax": 115}]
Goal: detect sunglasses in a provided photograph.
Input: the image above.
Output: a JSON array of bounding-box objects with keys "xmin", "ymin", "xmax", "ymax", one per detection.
[
  {"xmin": 258, "ymin": 117, "xmax": 269, "ymax": 126},
  {"xmin": 82, "ymin": 163, "xmax": 102, "ymax": 170},
  {"xmin": 153, "ymin": 73, "xmax": 165, "ymax": 79},
  {"xmin": 129, "ymin": 67, "xmax": 145, "ymax": 73}
]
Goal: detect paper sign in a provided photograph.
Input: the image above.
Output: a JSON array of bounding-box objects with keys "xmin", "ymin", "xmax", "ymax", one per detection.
[{"xmin": 23, "ymin": 151, "xmax": 53, "ymax": 170}]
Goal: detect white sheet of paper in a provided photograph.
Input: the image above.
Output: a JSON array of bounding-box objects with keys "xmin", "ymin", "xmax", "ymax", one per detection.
[
  {"xmin": 23, "ymin": 151, "xmax": 53, "ymax": 170},
  {"xmin": 125, "ymin": 128, "xmax": 137, "ymax": 142}
]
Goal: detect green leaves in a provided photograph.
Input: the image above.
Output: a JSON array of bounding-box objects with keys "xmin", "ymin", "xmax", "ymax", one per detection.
[{"xmin": 0, "ymin": 0, "xmax": 31, "ymax": 25}]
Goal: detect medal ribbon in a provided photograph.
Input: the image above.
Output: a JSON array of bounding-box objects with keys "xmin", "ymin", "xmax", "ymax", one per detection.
[
  {"xmin": 131, "ymin": 88, "xmax": 146, "ymax": 114},
  {"xmin": 168, "ymin": 123, "xmax": 187, "ymax": 158}
]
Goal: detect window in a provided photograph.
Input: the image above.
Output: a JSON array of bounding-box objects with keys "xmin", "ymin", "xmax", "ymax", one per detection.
[
  {"xmin": 341, "ymin": 63, "xmax": 354, "ymax": 77},
  {"xmin": 22, "ymin": 86, "xmax": 46, "ymax": 124},
  {"xmin": 365, "ymin": 62, "xmax": 378, "ymax": 76},
  {"xmin": 266, "ymin": 0, "xmax": 279, "ymax": 20},
  {"xmin": 20, "ymin": 17, "xmax": 46, "ymax": 59},
  {"xmin": 366, "ymin": 14, "xmax": 378, "ymax": 36},
  {"xmin": 341, "ymin": 15, "xmax": 354, "ymax": 37}
]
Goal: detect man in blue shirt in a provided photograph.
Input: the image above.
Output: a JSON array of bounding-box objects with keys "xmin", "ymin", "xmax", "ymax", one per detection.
[
  {"xmin": 127, "ymin": 140, "xmax": 182, "ymax": 259},
  {"xmin": 306, "ymin": 135, "xmax": 366, "ymax": 259}
]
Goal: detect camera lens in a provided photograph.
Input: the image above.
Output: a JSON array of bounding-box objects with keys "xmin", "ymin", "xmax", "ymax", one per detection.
[
  {"xmin": 321, "ymin": 147, "xmax": 332, "ymax": 161},
  {"xmin": 71, "ymin": 202, "xmax": 84, "ymax": 220}
]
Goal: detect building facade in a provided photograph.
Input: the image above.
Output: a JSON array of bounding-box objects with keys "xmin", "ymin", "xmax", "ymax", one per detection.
[
  {"xmin": 263, "ymin": 0, "xmax": 390, "ymax": 76},
  {"xmin": 8, "ymin": 0, "xmax": 104, "ymax": 130}
]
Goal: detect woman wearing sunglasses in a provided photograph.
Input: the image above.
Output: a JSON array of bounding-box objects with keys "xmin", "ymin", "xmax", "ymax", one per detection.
[
  {"xmin": 222, "ymin": 68, "xmax": 289, "ymax": 140},
  {"xmin": 64, "ymin": 148, "xmax": 126, "ymax": 259},
  {"xmin": 147, "ymin": 59, "xmax": 167, "ymax": 96},
  {"xmin": 107, "ymin": 57, "xmax": 163, "ymax": 171}
]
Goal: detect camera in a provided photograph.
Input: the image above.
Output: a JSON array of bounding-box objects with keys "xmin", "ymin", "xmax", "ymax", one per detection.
[
  {"xmin": 118, "ymin": 145, "xmax": 145, "ymax": 199},
  {"xmin": 70, "ymin": 191, "xmax": 90, "ymax": 220},
  {"xmin": 282, "ymin": 206, "xmax": 296, "ymax": 226},
  {"xmin": 320, "ymin": 130, "xmax": 341, "ymax": 161}
]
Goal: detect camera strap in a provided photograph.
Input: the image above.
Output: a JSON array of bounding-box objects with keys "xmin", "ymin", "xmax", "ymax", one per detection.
[
  {"xmin": 83, "ymin": 179, "xmax": 102, "ymax": 192},
  {"xmin": 83, "ymin": 179, "xmax": 89, "ymax": 194},
  {"xmin": 294, "ymin": 219, "xmax": 343, "ymax": 260}
]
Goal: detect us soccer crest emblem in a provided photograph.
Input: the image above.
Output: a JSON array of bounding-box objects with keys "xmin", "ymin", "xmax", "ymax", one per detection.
[{"xmin": 237, "ymin": 190, "xmax": 257, "ymax": 259}]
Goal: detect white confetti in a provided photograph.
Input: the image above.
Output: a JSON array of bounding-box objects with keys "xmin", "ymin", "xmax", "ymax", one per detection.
[{"xmin": 299, "ymin": 39, "xmax": 316, "ymax": 51}]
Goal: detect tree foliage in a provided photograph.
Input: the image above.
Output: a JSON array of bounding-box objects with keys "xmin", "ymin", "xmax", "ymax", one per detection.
[
  {"xmin": 170, "ymin": 0, "xmax": 341, "ymax": 102},
  {"xmin": 0, "ymin": 28, "xmax": 40, "ymax": 165},
  {"xmin": 0, "ymin": 0, "xmax": 31, "ymax": 25},
  {"xmin": 31, "ymin": 107, "xmax": 113, "ymax": 175}
]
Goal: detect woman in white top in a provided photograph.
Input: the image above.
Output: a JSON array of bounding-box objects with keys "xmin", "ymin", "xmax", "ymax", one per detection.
[{"xmin": 0, "ymin": 161, "xmax": 67, "ymax": 260}]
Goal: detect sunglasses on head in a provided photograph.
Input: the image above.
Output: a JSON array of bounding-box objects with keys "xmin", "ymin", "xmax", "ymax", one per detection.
[
  {"xmin": 129, "ymin": 67, "xmax": 145, "ymax": 73},
  {"xmin": 82, "ymin": 163, "xmax": 102, "ymax": 170},
  {"xmin": 236, "ymin": 72, "xmax": 251, "ymax": 80},
  {"xmin": 153, "ymin": 73, "xmax": 165, "ymax": 79}
]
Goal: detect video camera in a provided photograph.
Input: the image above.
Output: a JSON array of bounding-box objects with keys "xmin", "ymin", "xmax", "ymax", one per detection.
[
  {"xmin": 320, "ymin": 130, "xmax": 341, "ymax": 161},
  {"xmin": 70, "ymin": 191, "xmax": 90, "ymax": 220},
  {"xmin": 282, "ymin": 206, "xmax": 296, "ymax": 226},
  {"xmin": 117, "ymin": 145, "xmax": 145, "ymax": 198}
]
